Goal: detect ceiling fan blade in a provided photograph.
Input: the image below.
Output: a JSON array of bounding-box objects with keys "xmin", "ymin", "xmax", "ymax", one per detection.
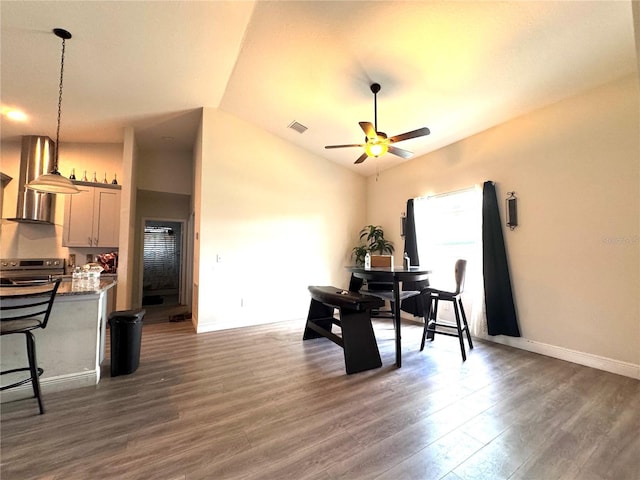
[
  {"xmin": 388, "ymin": 145, "xmax": 413, "ymax": 159},
  {"xmin": 359, "ymin": 121, "xmax": 377, "ymax": 140},
  {"xmin": 354, "ymin": 152, "xmax": 368, "ymax": 164},
  {"xmin": 325, "ymin": 143, "xmax": 365, "ymax": 149},
  {"xmin": 389, "ymin": 127, "xmax": 430, "ymax": 143}
]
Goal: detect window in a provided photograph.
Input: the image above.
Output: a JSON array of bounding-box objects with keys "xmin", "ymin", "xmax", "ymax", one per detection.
[
  {"xmin": 414, "ymin": 186, "xmax": 486, "ymax": 335},
  {"xmin": 143, "ymin": 226, "xmax": 180, "ymax": 293}
]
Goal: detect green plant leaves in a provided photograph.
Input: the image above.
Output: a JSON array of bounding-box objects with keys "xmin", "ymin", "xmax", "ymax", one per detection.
[{"xmin": 352, "ymin": 224, "xmax": 395, "ymax": 263}]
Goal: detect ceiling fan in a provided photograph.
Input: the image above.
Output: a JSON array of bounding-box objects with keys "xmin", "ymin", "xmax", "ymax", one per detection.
[{"xmin": 325, "ymin": 83, "xmax": 430, "ymax": 164}]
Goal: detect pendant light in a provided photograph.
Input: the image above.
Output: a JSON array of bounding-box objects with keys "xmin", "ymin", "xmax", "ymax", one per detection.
[{"xmin": 26, "ymin": 28, "xmax": 80, "ymax": 194}]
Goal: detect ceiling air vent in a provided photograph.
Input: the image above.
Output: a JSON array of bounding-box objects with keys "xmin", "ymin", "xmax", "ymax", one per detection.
[{"xmin": 287, "ymin": 121, "xmax": 308, "ymax": 134}]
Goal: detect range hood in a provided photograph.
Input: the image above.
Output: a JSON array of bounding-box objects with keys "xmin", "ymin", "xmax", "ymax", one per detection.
[{"xmin": 7, "ymin": 136, "xmax": 56, "ymax": 224}]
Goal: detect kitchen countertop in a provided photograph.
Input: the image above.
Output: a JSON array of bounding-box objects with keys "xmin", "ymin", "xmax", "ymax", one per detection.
[
  {"xmin": 0, "ymin": 277, "xmax": 116, "ymax": 297},
  {"xmin": 54, "ymin": 273, "xmax": 117, "ymax": 279},
  {"xmin": 0, "ymin": 274, "xmax": 117, "ymax": 399},
  {"xmin": 57, "ymin": 277, "xmax": 117, "ymax": 296}
]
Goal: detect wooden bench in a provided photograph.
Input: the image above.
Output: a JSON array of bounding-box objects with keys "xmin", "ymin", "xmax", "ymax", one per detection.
[{"xmin": 303, "ymin": 286, "xmax": 385, "ymax": 374}]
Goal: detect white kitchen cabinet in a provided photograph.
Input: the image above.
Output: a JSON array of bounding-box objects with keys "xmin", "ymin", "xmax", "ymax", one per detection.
[{"xmin": 63, "ymin": 183, "xmax": 121, "ymax": 248}]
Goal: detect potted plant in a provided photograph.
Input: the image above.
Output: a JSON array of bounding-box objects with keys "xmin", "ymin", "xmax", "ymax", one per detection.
[
  {"xmin": 352, "ymin": 245, "xmax": 369, "ymax": 266},
  {"xmin": 360, "ymin": 224, "xmax": 394, "ymax": 254},
  {"xmin": 351, "ymin": 225, "xmax": 394, "ymax": 265}
]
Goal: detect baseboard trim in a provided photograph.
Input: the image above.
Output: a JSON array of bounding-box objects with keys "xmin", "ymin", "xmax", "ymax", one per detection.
[
  {"xmin": 195, "ymin": 313, "xmax": 640, "ymax": 380},
  {"xmin": 480, "ymin": 334, "xmax": 640, "ymax": 380},
  {"xmin": 0, "ymin": 371, "xmax": 98, "ymax": 404}
]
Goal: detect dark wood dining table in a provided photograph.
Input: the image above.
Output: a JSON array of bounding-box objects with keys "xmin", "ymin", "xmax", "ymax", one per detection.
[{"xmin": 347, "ymin": 265, "xmax": 430, "ymax": 367}]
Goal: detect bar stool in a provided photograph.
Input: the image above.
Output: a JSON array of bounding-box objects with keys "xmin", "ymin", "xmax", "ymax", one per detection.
[
  {"xmin": 1, "ymin": 279, "xmax": 61, "ymax": 414},
  {"xmin": 420, "ymin": 259, "xmax": 473, "ymax": 361}
]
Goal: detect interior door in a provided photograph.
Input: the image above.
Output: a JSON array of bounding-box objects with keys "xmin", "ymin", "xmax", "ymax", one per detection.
[{"xmin": 142, "ymin": 221, "xmax": 183, "ymax": 307}]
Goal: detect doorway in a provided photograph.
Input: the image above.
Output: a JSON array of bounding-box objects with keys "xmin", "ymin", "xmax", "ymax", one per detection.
[{"xmin": 142, "ymin": 220, "xmax": 183, "ymax": 307}]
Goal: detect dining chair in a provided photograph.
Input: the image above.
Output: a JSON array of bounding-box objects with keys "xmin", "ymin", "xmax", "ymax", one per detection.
[
  {"xmin": 420, "ymin": 259, "xmax": 473, "ymax": 361},
  {"xmin": 0, "ymin": 279, "xmax": 61, "ymax": 414},
  {"xmin": 360, "ymin": 259, "xmax": 421, "ymax": 326},
  {"xmin": 348, "ymin": 273, "xmax": 395, "ymax": 319},
  {"xmin": 364, "ymin": 288, "xmax": 422, "ymax": 321},
  {"xmin": 356, "ymin": 261, "xmax": 392, "ymax": 319},
  {"xmin": 348, "ymin": 274, "xmax": 364, "ymax": 292},
  {"xmin": 363, "ymin": 254, "xmax": 395, "ymax": 304}
]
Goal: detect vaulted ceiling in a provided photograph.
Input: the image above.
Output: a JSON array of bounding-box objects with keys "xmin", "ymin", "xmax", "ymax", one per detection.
[{"xmin": 1, "ymin": 1, "xmax": 638, "ymax": 176}]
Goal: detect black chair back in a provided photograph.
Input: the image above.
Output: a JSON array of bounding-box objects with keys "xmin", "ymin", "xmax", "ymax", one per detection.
[
  {"xmin": 0, "ymin": 279, "xmax": 61, "ymax": 332},
  {"xmin": 452, "ymin": 259, "xmax": 467, "ymax": 295}
]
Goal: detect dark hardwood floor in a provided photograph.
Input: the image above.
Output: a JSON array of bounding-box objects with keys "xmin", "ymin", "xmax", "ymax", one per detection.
[
  {"xmin": 1, "ymin": 317, "xmax": 638, "ymax": 479},
  {"xmin": 142, "ymin": 303, "xmax": 192, "ymax": 324}
]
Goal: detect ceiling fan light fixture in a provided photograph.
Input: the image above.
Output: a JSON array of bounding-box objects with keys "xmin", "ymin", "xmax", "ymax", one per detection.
[
  {"xmin": 26, "ymin": 28, "xmax": 79, "ymax": 195},
  {"xmin": 365, "ymin": 141, "xmax": 388, "ymax": 157},
  {"xmin": 325, "ymin": 82, "xmax": 430, "ymax": 164}
]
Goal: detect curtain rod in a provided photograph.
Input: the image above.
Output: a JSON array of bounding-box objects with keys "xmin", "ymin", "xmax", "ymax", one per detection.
[{"xmin": 415, "ymin": 185, "xmax": 478, "ymax": 201}]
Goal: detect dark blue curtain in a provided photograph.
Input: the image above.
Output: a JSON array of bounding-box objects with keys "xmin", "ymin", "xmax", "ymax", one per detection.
[
  {"xmin": 401, "ymin": 198, "xmax": 428, "ymax": 317},
  {"xmin": 483, "ymin": 181, "xmax": 520, "ymax": 336}
]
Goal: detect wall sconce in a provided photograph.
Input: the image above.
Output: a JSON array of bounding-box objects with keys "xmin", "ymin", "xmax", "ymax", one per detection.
[
  {"xmin": 506, "ymin": 192, "xmax": 518, "ymax": 230},
  {"xmin": 401, "ymin": 212, "xmax": 406, "ymax": 237}
]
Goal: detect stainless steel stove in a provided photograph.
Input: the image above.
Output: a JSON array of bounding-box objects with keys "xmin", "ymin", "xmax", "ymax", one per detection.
[{"xmin": 0, "ymin": 258, "xmax": 65, "ymax": 284}]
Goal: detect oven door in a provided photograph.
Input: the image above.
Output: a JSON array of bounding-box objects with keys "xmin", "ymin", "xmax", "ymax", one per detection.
[{"xmin": 0, "ymin": 272, "xmax": 57, "ymax": 285}]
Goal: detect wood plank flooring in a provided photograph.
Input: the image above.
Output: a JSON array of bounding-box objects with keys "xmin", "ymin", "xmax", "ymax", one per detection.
[{"xmin": 1, "ymin": 317, "xmax": 638, "ymax": 480}]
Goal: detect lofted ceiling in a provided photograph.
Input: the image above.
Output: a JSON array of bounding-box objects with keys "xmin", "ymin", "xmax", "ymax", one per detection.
[{"xmin": 1, "ymin": 1, "xmax": 638, "ymax": 177}]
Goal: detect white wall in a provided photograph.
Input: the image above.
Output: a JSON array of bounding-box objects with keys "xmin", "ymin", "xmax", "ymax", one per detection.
[
  {"xmin": 137, "ymin": 149, "xmax": 193, "ymax": 195},
  {"xmin": 115, "ymin": 128, "xmax": 138, "ymax": 310},
  {"xmin": 194, "ymin": 108, "xmax": 367, "ymax": 332},
  {"xmin": 192, "ymin": 118, "xmax": 203, "ymax": 329},
  {"xmin": 366, "ymin": 75, "xmax": 639, "ymax": 375}
]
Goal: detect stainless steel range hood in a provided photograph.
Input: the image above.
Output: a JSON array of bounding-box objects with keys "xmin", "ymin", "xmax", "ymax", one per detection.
[{"xmin": 7, "ymin": 136, "xmax": 56, "ymax": 224}]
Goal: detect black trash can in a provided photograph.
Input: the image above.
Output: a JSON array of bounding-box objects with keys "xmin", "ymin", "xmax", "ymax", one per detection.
[{"xmin": 109, "ymin": 309, "xmax": 145, "ymax": 377}]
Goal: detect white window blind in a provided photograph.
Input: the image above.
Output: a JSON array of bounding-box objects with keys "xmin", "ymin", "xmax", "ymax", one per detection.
[{"xmin": 143, "ymin": 226, "xmax": 179, "ymax": 292}]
